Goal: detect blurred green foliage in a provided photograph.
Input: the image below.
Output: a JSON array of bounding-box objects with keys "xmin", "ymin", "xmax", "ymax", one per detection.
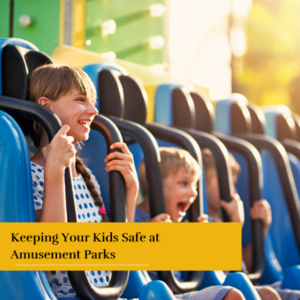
[{"xmin": 234, "ymin": 0, "xmax": 300, "ymax": 114}]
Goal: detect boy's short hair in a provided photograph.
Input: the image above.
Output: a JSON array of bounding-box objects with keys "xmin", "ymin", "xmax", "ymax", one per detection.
[
  {"xmin": 139, "ymin": 147, "xmax": 201, "ymax": 197},
  {"xmin": 201, "ymin": 148, "xmax": 240, "ymax": 183}
]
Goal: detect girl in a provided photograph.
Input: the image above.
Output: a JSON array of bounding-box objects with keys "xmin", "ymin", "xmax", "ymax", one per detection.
[{"xmin": 29, "ymin": 64, "xmax": 139, "ymax": 298}]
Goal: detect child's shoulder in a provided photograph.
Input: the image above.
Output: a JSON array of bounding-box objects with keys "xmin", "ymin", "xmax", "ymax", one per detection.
[
  {"xmin": 30, "ymin": 162, "xmax": 45, "ymax": 182},
  {"xmin": 30, "ymin": 161, "xmax": 44, "ymax": 170}
]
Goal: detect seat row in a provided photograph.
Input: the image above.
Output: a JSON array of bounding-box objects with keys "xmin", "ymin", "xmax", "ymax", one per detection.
[{"xmin": 1, "ymin": 37, "xmax": 300, "ymax": 299}]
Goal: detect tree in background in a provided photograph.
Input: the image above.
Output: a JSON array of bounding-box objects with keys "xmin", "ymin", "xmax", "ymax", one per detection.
[{"xmin": 233, "ymin": 0, "xmax": 300, "ymax": 114}]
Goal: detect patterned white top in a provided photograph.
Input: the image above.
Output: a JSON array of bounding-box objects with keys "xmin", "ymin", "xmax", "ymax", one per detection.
[{"xmin": 31, "ymin": 162, "xmax": 112, "ymax": 298}]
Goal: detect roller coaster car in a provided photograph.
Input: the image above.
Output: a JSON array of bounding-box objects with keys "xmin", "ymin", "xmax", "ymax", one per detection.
[
  {"xmin": 0, "ymin": 38, "xmax": 177, "ymax": 300},
  {"xmin": 215, "ymin": 95, "xmax": 300, "ymax": 288}
]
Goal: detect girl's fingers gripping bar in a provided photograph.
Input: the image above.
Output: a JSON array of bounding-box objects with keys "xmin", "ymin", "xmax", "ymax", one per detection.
[
  {"xmin": 66, "ymin": 136, "xmax": 74, "ymax": 143},
  {"xmin": 110, "ymin": 142, "xmax": 131, "ymax": 155}
]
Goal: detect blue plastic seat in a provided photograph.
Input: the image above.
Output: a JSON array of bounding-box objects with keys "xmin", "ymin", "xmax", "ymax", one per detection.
[
  {"xmin": 107, "ymin": 74, "xmax": 263, "ymax": 298},
  {"xmin": 0, "ymin": 110, "xmax": 60, "ymax": 300},
  {"xmin": 153, "ymin": 83, "xmax": 264, "ymax": 298},
  {"xmin": 215, "ymin": 95, "xmax": 300, "ymax": 288}
]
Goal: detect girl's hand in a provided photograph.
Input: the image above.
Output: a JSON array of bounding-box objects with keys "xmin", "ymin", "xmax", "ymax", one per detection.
[
  {"xmin": 220, "ymin": 193, "xmax": 245, "ymax": 226},
  {"xmin": 43, "ymin": 125, "xmax": 76, "ymax": 174},
  {"xmin": 148, "ymin": 214, "xmax": 172, "ymax": 222},
  {"xmin": 250, "ymin": 199, "xmax": 272, "ymax": 237},
  {"xmin": 104, "ymin": 142, "xmax": 139, "ymax": 222}
]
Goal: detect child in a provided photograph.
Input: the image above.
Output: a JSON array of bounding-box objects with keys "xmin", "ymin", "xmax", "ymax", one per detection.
[
  {"xmin": 137, "ymin": 147, "xmax": 247, "ymax": 300},
  {"xmin": 202, "ymin": 148, "xmax": 300, "ymax": 300},
  {"xmin": 29, "ymin": 64, "xmax": 139, "ymax": 298}
]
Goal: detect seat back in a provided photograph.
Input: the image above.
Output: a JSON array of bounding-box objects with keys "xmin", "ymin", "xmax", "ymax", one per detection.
[
  {"xmin": 82, "ymin": 63, "xmax": 146, "ymax": 183},
  {"xmin": 292, "ymin": 113, "xmax": 300, "ymax": 142},
  {"xmin": 215, "ymin": 96, "xmax": 300, "ymax": 273},
  {"xmin": 75, "ymin": 63, "xmax": 128, "ymax": 217},
  {"xmin": 0, "ymin": 110, "xmax": 58, "ymax": 300},
  {"xmin": 215, "ymin": 97, "xmax": 257, "ymax": 245},
  {"xmin": 0, "ymin": 38, "xmax": 61, "ymax": 300},
  {"xmin": 0, "ymin": 38, "xmax": 129, "ymax": 300},
  {"xmin": 121, "ymin": 78, "xmax": 205, "ymax": 293},
  {"xmin": 170, "ymin": 89, "xmax": 264, "ymax": 283},
  {"xmin": 263, "ymin": 106, "xmax": 300, "ymax": 197},
  {"xmin": 264, "ymin": 106, "xmax": 297, "ymax": 141}
]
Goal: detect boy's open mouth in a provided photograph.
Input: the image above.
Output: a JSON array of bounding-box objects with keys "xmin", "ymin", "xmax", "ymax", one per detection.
[{"xmin": 177, "ymin": 201, "xmax": 190, "ymax": 216}]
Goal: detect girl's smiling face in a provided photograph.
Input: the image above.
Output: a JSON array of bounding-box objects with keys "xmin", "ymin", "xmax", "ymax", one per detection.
[
  {"xmin": 44, "ymin": 87, "xmax": 98, "ymax": 143},
  {"xmin": 163, "ymin": 169, "xmax": 198, "ymax": 222}
]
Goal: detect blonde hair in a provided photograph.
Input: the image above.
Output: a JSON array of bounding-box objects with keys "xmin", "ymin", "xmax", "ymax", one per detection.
[
  {"xmin": 201, "ymin": 148, "xmax": 240, "ymax": 183},
  {"xmin": 139, "ymin": 147, "xmax": 201, "ymax": 197},
  {"xmin": 28, "ymin": 64, "xmax": 108, "ymax": 222}
]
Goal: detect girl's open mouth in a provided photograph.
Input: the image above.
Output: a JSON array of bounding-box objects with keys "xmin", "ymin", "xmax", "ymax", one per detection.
[{"xmin": 78, "ymin": 120, "xmax": 91, "ymax": 130}]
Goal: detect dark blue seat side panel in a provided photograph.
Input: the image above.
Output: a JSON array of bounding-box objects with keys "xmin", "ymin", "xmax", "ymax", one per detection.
[
  {"xmin": 259, "ymin": 235, "xmax": 283, "ymax": 284},
  {"xmin": 139, "ymin": 281, "xmax": 176, "ymax": 300},
  {"xmin": 230, "ymin": 151, "xmax": 251, "ymax": 248},
  {"xmin": 288, "ymin": 153, "xmax": 300, "ymax": 200},
  {"xmin": 261, "ymin": 150, "xmax": 300, "ymax": 269},
  {"xmin": 0, "ymin": 110, "xmax": 58, "ymax": 300},
  {"xmin": 122, "ymin": 271, "xmax": 149, "ymax": 299},
  {"xmin": 128, "ymin": 142, "xmax": 144, "ymax": 179}
]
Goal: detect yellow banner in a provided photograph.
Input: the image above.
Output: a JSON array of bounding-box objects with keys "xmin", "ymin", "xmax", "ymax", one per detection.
[{"xmin": 0, "ymin": 223, "xmax": 241, "ymax": 271}]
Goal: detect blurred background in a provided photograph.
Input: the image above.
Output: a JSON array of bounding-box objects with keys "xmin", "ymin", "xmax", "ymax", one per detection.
[{"xmin": 1, "ymin": 0, "xmax": 300, "ymax": 112}]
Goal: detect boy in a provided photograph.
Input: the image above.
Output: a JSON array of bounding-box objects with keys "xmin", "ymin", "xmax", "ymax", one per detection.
[
  {"xmin": 136, "ymin": 147, "xmax": 246, "ymax": 300},
  {"xmin": 202, "ymin": 148, "xmax": 300, "ymax": 300}
]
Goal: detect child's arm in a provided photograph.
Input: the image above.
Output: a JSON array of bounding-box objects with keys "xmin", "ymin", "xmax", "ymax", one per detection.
[
  {"xmin": 220, "ymin": 193, "xmax": 245, "ymax": 225},
  {"xmin": 36, "ymin": 125, "xmax": 76, "ymax": 222},
  {"xmin": 104, "ymin": 142, "xmax": 139, "ymax": 222},
  {"xmin": 250, "ymin": 199, "xmax": 272, "ymax": 238}
]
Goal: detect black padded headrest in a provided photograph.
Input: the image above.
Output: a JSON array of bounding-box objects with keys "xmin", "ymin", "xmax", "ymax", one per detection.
[
  {"xmin": 292, "ymin": 113, "xmax": 300, "ymax": 142},
  {"xmin": 1, "ymin": 45, "xmax": 53, "ymax": 136},
  {"xmin": 247, "ymin": 103, "xmax": 265, "ymax": 134},
  {"xmin": 24, "ymin": 50, "xmax": 53, "ymax": 74},
  {"xmin": 1, "ymin": 45, "xmax": 53, "ymax": 99},
  {"xmin": 98, "ymin": 69, "xmax": 124, "ymax": 118},
  {"xmin": 277, "ymin": 113, "xmax": 297, "ymax": 141},
  {"xmin": 2, "ymin": 45, "xmax": 28, "ymax": 99},
  {"xmin": 172, "ymin": 87, "xmax": 196, "ymax": 129},
  {"xmin": 190, "ymin": 91, "xmax": 214, "ymax": 133},
  {"xmin": 119, "ymin": 75, "xmax": 147, "ymax": 126},
  {"xmin": 231, "ymin": 102, "xmax": 251, "ymax": 134}
]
